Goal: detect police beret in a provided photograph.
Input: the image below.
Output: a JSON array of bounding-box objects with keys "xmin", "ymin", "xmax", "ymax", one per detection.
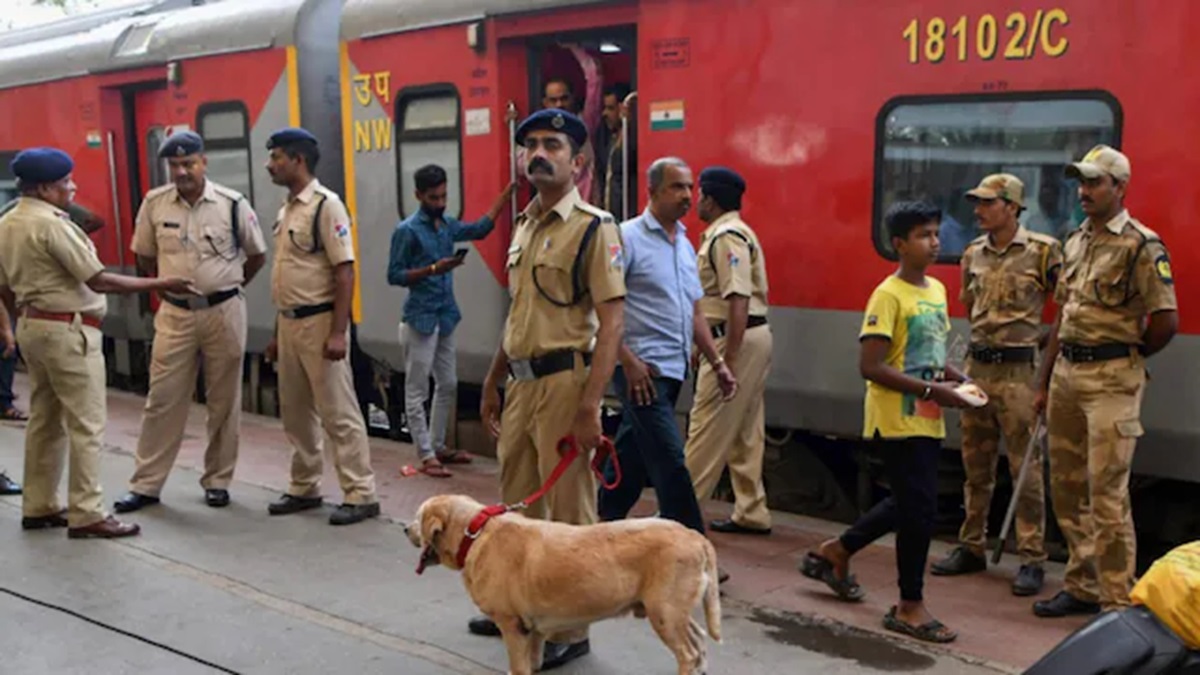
[
  {"xmin": 158, "ymin": 130, "xmax": 204, "ymax": 159},
  {"xmin": 11, "ymin": 147, "xmax": 74, "ymax": 185},
  {"xmin": 515, "ymin": 109, "xmax": 588, "ymax": 148},
  {"xmin": 698, "ymin": 166, "xmax": 746, "ymax": 196},
  {"xmin": 267, "ymin": 127, "xmax": 318, "ymax": 149}
]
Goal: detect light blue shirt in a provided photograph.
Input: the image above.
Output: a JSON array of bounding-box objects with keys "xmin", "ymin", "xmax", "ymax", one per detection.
[{"xmin": 620, "ymin": 208, "xmax": 704, "ymax": 381}]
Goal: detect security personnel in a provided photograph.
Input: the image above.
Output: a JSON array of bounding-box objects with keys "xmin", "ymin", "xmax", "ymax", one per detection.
[
  {"xmin": 1033, "ymin": 145, "xmax": 1178, "ymax": 617},
  {"xmin": 263, "ymin": 127, "xmax": 379, "ymax": 526},
  {"xmin": 685, "ymin": 166, "xmax": 773, "ymax": 535},
  {"xmin": 114, "ymin": 131, "xmax": 267, "ymax": 513},
  {"xmin": 470, "ymin": 108, "xmax": 626, "ymax": 670},
  {"xmin": 0, "ymin": 147, "xmax": 195, "ymax": 537},
  {"xmin": 930, "ymin": 174, "xmax": 1060, "ymax": 597}
]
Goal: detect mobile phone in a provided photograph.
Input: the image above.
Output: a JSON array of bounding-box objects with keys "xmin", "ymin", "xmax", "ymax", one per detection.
[{"xmin": 454, "ymin": 248, "xmax": 469, "ymax": 259}]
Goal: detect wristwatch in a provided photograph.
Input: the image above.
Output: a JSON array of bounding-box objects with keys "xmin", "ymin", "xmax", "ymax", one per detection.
[{"xmin": 921, "ymin": 384, "xmax": 932, "ymax": 400}]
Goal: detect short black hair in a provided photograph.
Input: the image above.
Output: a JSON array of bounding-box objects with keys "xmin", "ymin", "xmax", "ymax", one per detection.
[
  {"xmin": 543, "ymin": 78, "xmax": 573, "ymax": 97},
  {"xmin": 705, "ymin": 188, "xmax": 741, "ymax": 213},
  {"xmin": 885, "ymin": 200, "xmax": 942, "ymax": 241},
  {"xmin": 278, "ymin": 140, "xmax": 320, "ymax": 173},
  {"xmin": 603, "ymin": 83, "xmax": 631, "ymax": 102},
  {"xmin": 414, "ymin": 164, "xmax": 447, "ymax": 193}
]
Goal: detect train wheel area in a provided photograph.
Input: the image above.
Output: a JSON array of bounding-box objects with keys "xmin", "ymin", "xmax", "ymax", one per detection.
[{"xmin": 0, "ymin": 371, "xmax": 1093, "ymax": 673}]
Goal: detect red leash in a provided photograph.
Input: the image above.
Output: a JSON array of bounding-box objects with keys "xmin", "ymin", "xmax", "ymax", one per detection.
[{"xmin": 423, "ymin": 436, "xmax": 620, "ymax": 573}]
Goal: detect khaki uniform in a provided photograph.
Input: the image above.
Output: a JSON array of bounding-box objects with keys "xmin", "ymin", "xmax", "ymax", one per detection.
[
  {"xmin": 1048, "ymin": 210, "xmax": 1176, "ymax": 610},
  {"xmin": 271, "ymin": 179, "xmax": 375, "ymax": 504},
  {"xmin": 0, "ymin": 198, "xmax": 109, "ymax": 528},
  {"xmin": 685, "ymin": 211, "xmax": 772, "ymax": 531},
  {"xmin": 958, "ymin": 227, "xmax": 1062, "ymax": 564},
  {"xmin": 126, "ymin": 180, "xmax": 266, "ymax": 496}
]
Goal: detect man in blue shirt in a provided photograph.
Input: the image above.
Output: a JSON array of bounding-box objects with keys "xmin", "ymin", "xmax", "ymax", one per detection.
[
  {"xmin": 600, "ymin": 157, "xmax": 736, "ymax": 539},
  {"xmin": 387, "ymin": 165, "xmax": 513, "ymax": 477}
]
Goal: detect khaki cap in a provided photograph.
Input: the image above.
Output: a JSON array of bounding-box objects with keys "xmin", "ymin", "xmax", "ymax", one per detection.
[
  {"xmin": 965, "ymin": 173, "xmax": 1025, "ymax": 207},
  {"xmin": 1066, "ymin": 144, "xmax": 1131, "ymax": 182}
]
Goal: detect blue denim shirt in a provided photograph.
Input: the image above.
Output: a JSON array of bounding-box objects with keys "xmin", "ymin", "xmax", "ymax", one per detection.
[
  {"xmin": 387, "ymin": 209, "xmax": 495, "ymax": 335},
  {"xmin": 620, "ymin": 209, "xmax": 704, "ymax": 381}
]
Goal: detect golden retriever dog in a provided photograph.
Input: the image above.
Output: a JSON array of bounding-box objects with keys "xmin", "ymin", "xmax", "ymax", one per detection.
[{"xmin": 405, "ymin": 494, "xmax": 722, "ymax": 675}]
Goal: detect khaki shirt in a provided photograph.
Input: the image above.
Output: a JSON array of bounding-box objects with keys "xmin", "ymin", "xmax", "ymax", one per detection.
[
  {"xmin": 270, "ymin": 179, "xmax": 355, "ymax": 309},
  {"xmin": 696, "ymin": 211, "xmax": 769, "ymax": 322},
  {"xmin": 960, "ymin": 226, "xmax": 1063, "ymax": 346},
  {"xmin": 0, "ymin": 197, "xmax": 106, "ymax": 318},
  {"xmin": 1057, "ymin": 210, "xmax": 1177, "ymax": 345},
  {"xmin": 502, "ymin": 187, "xmax": 626, "ymax": 360},
  {"xmin": 131, "ymin": 180, "xmax": 266, "ymax": 296}
]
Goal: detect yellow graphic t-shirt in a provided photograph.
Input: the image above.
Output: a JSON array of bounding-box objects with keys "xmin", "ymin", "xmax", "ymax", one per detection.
[{"xmin": 860, "ymin": 275, "xmax": 950, "ymax": 440}]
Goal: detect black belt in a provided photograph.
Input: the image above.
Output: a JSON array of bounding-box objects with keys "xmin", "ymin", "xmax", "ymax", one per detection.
[
  {"xmin": 279, "ymin": 302, "xmax": 335, "ymax": 320},
  {"xmin": 507, "ymin": 350, "xmax": 592, "ymax": 382},
  {"xmin": 968, "ymin": 344, "xmax": 1036, "ymax": 364},
  {"xmin": 163, "ymin": 288, "xmax": 239, "ymax": 311},
  {"xmin": 711, "ymin": 315, "xmax": 767, "ymax": 339},
  {"xmin": 1059, "ymin": 342, "xmax": 1139, "ymax": 363}
]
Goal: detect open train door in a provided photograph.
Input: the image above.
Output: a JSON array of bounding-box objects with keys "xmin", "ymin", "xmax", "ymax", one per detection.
[{"xmin": 494, "ymin": 5, "xmax": 639, "ymax": 225}]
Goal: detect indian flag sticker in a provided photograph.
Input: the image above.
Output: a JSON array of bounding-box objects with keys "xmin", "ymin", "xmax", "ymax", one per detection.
[
  {"xmin": 650, "ymin": 100, "xmax": 685, "ymax": 131},
  {"xmin": 86, "ymin": 131, "xmax": 102, "ymax": 148}
]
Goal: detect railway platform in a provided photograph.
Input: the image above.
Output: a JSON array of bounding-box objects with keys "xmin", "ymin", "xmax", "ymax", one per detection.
[{"xmin": 0, "ymin": 372, "xmax": 1090, "ymax": 673}]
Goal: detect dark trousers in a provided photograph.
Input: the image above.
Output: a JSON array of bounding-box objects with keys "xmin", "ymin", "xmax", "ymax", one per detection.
[
  {"xmin": 840, "ymin": 435, "xmax": 940, "ymax": 602},
  {"xmin": 0, "ymin": 318, "xmax": 15, "ymax": 409},
  {"xmin": 599, "ymin": 367, "xmax": 706, "ymax": 534}
]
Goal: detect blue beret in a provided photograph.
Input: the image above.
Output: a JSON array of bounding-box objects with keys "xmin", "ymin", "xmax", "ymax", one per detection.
[
  {"xmin": 158, "ymin": 130, "xmax": 204, "ymax": 158},
  {"xmin": 699, "ymin": 166, "xmax": 746, "ymax": 196},
  {"xmin": 11, "ymin": 147, "xmax": 74, "ymax": 185},
  {"xmin": 515, "ymin": 109, "xmax": 588, "ymax": 148},
  {"xmin": 267, "ymin": 127, "xmax": 318, "ymax": 149}
]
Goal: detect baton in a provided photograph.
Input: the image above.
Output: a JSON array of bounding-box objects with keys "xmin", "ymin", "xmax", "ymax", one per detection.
[{"xmin": 992, "ymin": 417, "xmax": 1045, "ymax": 564}]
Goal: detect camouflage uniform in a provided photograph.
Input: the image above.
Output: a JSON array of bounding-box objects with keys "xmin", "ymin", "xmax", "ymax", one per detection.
[
  {"xmin": 1048, "ymin": 151, "xmax": 1176, "ymax": 610},
  {"xmin": 958, "ymin": 221, "xmax": 1061, "ymax": 565}
]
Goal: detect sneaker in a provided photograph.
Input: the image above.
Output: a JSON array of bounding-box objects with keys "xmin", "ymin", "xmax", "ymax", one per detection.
[
  {"xmin": 930, "ymin": 546, "xmax": 987, "ymax": 576},
  {"xmin": 1012, "ymin": 564, "xmax": 1045, "ymax": 596}
]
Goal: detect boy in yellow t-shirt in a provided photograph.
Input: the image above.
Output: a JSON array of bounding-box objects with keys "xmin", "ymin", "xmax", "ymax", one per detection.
[{"xmin": 799, "ymin": 201, "xmax": 971, "ymax": 644}]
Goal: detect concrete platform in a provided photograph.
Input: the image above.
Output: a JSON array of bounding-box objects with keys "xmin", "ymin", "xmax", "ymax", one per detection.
[{"xmin": 0, "ymin": 372, "xmax": 1088, "ymax": 673}]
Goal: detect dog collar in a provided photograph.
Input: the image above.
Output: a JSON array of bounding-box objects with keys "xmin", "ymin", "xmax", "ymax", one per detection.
[{"xmin": 454, "ymin": 504, "xmax": 510, "ymax": 569}]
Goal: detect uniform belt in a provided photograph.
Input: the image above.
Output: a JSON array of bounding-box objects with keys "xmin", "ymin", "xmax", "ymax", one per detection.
[
  {"xmin": 163, "ymin": 288, "xmax": 239, "ymax": 311},
  {"xmin": 711, "ymin": 315, "xmax": 768, "ymax": 339},
  {"xmin": 507, "ymin": 350, "xmax": 592, "ymax": 382},
  {"xmin": 22, "ymin": 307, "xmax": 102, "ymax": 330},
  {"xmin": 279, "ymin": 302, "xmax": 335, "ymax": 320},
  {"xmin": 1059, "ymin": 342, "xmax": 1139, "ymax": 363},
  {"xmin": 968, "ymin": 344, "xmax": 1036, "ymax": 364}
]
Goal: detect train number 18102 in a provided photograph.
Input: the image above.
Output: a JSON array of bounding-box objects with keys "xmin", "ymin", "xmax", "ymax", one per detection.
[{"xmin": 902, "ymin": 9, "xmax": 1069, "ymax": 64}]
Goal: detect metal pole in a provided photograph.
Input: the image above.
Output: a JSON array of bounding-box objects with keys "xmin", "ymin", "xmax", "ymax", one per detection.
[
  {"xmin": 992, "ymin": 417, "xmax": 1045, "ymax": 564},
  {"xmin": 105, "ymin": 131, "xmax": 125, "ymax": 271},
  {"xmin": 621, "ymin": 91, "xmax": 637, "ymax": 222},
  {"xmin": 507, "ymin": 100, "xmax": 518, "ymax": 226}
]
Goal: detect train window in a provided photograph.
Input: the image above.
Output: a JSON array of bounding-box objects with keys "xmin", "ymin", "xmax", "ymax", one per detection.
[
  {"xmin": 197, "ymin": 102, "xmax": 254, "ymax": 206},
  {"xmin": 874, "ymin": 93, "xmax": 1121, "ymax": 261},
  {"xmin": 394, "ymin": 86, "xmax": 462, "ymax": 220},
  {"xmin": 145, "ymin": 127, "xmax": 168, "ymax": 189},
  {"xmin": 0, "ymin": 150, "xmax": 15, "ymax": 206}
]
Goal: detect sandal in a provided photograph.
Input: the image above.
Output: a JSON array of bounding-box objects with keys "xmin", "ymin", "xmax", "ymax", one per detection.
[
  {"xmin": 419, "ymin": 459, "xmax": 452, "ymax": 478},
  {"xmin": 799, "ymin": 551, "xmax": 865, "ymax": 602},
  {"xmin": 882, "ymin": 606, "xmax": 958, "ymax": 643},
  {"xmin": 0, "ymin": 407, "xmax": 27, "ymax": 422},
  {"xmin": 435, "ymin": 449, "xmax": 473, "ymax": 465}
]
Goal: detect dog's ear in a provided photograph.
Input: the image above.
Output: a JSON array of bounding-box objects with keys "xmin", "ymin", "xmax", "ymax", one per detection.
[{"xmin": 422, "ymin": 510, "xmax": 445, "ymax": 548}]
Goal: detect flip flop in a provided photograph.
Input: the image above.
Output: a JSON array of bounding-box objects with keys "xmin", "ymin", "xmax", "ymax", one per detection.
[
  {"xmin": 882, "ymin": 606, "xmax": 958, "ymax": 643},
  {"xmin": 419, "ymin": 460, "xmax": 452, "ymax": 478},
  {"xmin": 436, "ymin": 449, "xmax": 473, "ymax": 465},
  {"xmin": 799, "ymin": 551, "xmax": 865, "ymax": 602},
  {"xmin": 0, "ymin": 407, "xmax": 27, "ymax": 422}
]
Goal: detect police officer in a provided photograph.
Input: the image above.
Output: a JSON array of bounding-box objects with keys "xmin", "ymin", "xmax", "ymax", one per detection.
[
  {"xmin": 930, "ymin": 174, "xmax": 1060, "ymax": 597},
  {"xmin": 262, "ymin": 127, "xmax": 380, "ymax": 526},
  {"xmin": 470, "ymin": 109, "xmax": 626, "ymax": 670},
  {"xmin": 114, "ymin": 131, "xmax": 267, "ymax": 513},
  {"xmin": 1033, "ymin": 145, "xmax": 1178, "ymax": 617},
  {"xmin": 0, "ymin": 148, "xmax": 195, "ymax": 537},
  {"xmin": 685, "ymin": 166, "xmax": 773, "ymax": 535}
]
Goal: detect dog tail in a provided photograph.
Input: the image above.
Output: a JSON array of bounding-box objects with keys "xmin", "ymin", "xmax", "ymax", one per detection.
[{"xmin": 702, "ymin": 540, "xmax": 722, "ymax": 642}]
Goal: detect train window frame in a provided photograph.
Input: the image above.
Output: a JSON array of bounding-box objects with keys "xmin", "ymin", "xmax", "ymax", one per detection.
[
  {"xmin": 872, "ymin": 90, "xmax": 1123, "ymax": 263},
  {"xmin": 145, "ymin": 126, "xmax": 168, "ymax": 190},
  {"xmin": 0, "ymin": 150, "xmax": 16, "ymax": 206},
  {"xmin": 195, "ymin": 100, "xmax": 254, "ymax": 206},
  {"xmin": 393, "ymin": 83, "xmax": 463, "ymax": 221}
]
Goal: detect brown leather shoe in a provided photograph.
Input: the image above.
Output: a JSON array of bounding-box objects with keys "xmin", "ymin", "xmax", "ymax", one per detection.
[{"xmin": 67, "ymin": 515, "xmax": 140, "ymax": 539}]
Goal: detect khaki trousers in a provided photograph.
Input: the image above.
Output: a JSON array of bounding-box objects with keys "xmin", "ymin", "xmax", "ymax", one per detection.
[
  {"xmin": 17, "ymin": 316, "xmax": 107, "ymax": 528},
  {"xmin": 497, "ymin": 357, "xmax": 597, "ymax": 643},
  {"xmin": 1047, "ymin": 353, "xmax": 1145, "ymax": 610},
  {"xmin": 685, "ymin": 325, "xmax": 773, "ymax": 530},
  {"xmin": 958, "ymin": 359, "xmax": 1047, "ymax": 564},
  {"xmin": 128, "ymin": 296, "xmax": 246, "ymax": 496},
  {"xmin": 277, "ymin": 312, "xmax": 376, "ymax": 504}
]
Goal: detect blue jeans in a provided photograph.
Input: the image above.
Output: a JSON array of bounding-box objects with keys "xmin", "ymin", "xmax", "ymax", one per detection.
[{"xmin": 599, "ymin": 367, "xmax": 706, "ymax": 534}]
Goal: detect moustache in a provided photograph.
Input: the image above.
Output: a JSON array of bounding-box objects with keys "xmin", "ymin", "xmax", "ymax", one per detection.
[{"xmin": 528, "ymin": 158, "xmax": 554, "ymax": 176}]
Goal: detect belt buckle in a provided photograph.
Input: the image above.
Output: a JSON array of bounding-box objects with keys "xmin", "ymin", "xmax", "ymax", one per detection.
[
  {"xmin": 188, "ymin": 295, "xmax": 211, "ymax": 310},
  {"xmin": 509, "ymin": 360, "xmax": 535, "ymax": 381},
  {"xmin": 281, "ymin": 308, "xmax": 297, "ymax": 319},
  {"xmin": 990, "ymin": 351, "xmax": 1003, "ymax": 365}
]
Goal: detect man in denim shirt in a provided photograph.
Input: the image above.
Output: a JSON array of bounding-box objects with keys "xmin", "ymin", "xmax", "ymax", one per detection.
[
  {"xmin": 387, "ymin": 165, "xmax": 513, "ymax": 476},
  {"xmin": 600, "ymin": 157, "xmax": 736, "ymax": 544}
]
